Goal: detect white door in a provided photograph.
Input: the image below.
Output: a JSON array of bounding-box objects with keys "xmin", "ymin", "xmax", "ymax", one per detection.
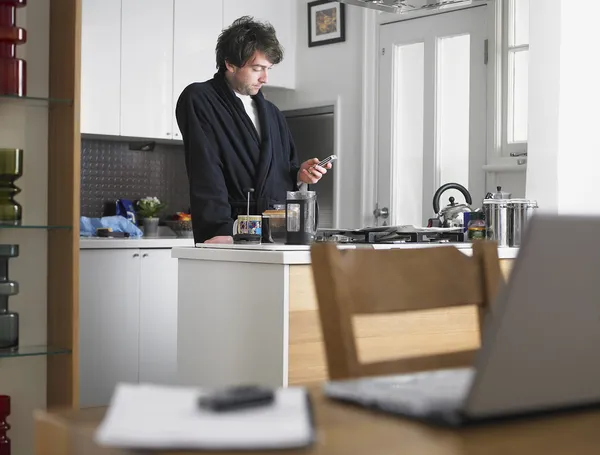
[
  {"xmin": 79, "ymin": 249, "xmax": 141, "ymax": 407},
  {"xmin": 139, "ymin": 249, "xmax": 179, "ymax": 385},
  {"xmin": 376, "ymin": 6, "xmax": 487, "ymax": 227},
  {"xmin": 223, "ymin": 0, "xmax": 296, "ymax": 89},
  {"xmin": 80, "ymin": 0, "xmax": 121, "ymax": 135},
  {"xmin": 121, "ymin": 0, "xmax": 174, "ymax": 139},
  {"xmin": 172, "ymin": 0, "xmax": 224, "ymax": 140}
]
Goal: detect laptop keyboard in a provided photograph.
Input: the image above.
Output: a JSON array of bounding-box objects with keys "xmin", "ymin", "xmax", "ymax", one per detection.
[{"xmin": 324, "ymin": 368, "xmax": 474, "ymax": 423}]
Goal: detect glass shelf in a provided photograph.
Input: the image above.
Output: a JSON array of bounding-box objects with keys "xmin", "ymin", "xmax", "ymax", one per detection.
[
  {"xmin": 0, "ymin": 345, "xmax": 71, "ymax": 358},
  {"xmin": 0, "ymin": 224, "xmax": 71, "ymax": 230},
  {"xmin": 0, "ymin": 94, "xmax": 73, "ymax": 106}
]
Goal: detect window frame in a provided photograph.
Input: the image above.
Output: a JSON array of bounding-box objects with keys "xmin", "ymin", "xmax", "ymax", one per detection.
[{"xmin": 501, "ymin": 0, "xmax": 529, "ymax": 158}]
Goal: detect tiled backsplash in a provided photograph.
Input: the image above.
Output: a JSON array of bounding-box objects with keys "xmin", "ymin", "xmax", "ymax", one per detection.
[{"xmin": 81, "ymin": 139, "xmax": 190, "ymax": 218}]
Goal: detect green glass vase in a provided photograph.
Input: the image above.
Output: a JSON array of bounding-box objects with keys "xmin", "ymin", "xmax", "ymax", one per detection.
[{"xmin": 0, "ymin": 148, "xmax": 22, "ymax": 225}]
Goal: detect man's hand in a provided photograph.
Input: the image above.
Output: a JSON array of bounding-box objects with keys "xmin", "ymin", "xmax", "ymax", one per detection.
[
  {"xmin": 205, "ymin": 235, "xmax": 234, "ymax": 244},
  {"xmin": 297, "ymin": 158, "xmax": 332, "ymax": 185}
]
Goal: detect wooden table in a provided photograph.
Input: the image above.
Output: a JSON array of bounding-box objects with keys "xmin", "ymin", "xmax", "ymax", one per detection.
[{"xmin": 35, "ymin": 386, "xmax": 600, "ymax": 455}]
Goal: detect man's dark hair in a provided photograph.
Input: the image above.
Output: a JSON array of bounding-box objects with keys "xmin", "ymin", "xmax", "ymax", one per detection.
[{"xmin": 216, "ymin": 16, "xmax": 284, "ymax": 73}]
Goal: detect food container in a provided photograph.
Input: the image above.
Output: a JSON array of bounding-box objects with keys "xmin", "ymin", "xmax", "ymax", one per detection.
[
  {"xmin": 261, "ymin": 209, "xmax": 286, "ymax": 243},
  {"xmin": 508, "ymin": 199, "xmax": 538, "ymax": 247},
  {"xmin": 483, "ymin": 198, "xmax": 538, "ymax": 247},
  {"xmin": 483, "ymin": 199, "xmax": 511, "ymax": 247},
  {"xmin": 165, "ymin": 219, "xmax": 193, "ymax": 238}
]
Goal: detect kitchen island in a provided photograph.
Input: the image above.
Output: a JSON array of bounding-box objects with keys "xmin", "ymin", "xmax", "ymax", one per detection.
[{"xmin": 172, "ymin": 243, "xmax": 517, "ymax": 388}]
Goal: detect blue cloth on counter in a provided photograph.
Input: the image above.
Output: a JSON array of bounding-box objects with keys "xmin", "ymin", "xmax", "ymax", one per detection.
[{"xmin": 80, "ymin": 215, "xmax": 143, "ymax": 238}]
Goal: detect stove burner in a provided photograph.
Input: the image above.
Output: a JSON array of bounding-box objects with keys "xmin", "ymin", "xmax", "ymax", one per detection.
[{"xmin": 316, "ymin": 227, "xmax": 465, "ymax": 244}]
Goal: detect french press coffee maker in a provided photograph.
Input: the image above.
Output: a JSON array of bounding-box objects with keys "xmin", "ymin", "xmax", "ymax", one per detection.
[{"xmin": 285, "ymin": 191, "xmax": 319, "ymax": 245}]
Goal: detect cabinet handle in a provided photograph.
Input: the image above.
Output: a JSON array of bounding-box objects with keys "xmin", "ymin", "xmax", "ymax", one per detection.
[
  {"xmin": 166, "ymin": 132, "xmax": 171, "ymax": 136},
  {"xmin": 133, "ymin": 253, "xmax": 140, "ymax": 258},
  {"xmin": 142, "ymin": 253, "xmax": 149, "ymax": 258}
]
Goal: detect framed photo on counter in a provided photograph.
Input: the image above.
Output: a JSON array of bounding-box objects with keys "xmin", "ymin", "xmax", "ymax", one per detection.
[{"xmin": 308, "ymin": 0, "xmax": 346, "ymax": 47}]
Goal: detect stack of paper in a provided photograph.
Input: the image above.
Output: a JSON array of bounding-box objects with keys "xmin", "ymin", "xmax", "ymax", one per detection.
[{"xmin": 95, "ymin": 383, "xmax": 314, "ymax": 450}]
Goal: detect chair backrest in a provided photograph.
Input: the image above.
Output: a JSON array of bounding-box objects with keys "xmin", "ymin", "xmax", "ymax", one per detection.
[{"xmin": 310, "ymin": 241, "xmax": 502, "ymax": 380}]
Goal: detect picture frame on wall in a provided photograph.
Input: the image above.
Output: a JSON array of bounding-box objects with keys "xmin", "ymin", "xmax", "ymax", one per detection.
[{"xmin": 308, "ymin": 0, "xmax": 346, "ymax": 47}]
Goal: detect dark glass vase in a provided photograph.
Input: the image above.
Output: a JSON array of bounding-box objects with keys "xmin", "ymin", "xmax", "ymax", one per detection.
[
  {"xmin": 0, "ymin": 0, "xmax": 27, "ymax": 97},
  {"xmin": 0, "ymin": 395, "xmax": 9, "ymax": 455},
  {"xmin": 0, "ymin": 149, "xmax": 22, "ymax": 226}
]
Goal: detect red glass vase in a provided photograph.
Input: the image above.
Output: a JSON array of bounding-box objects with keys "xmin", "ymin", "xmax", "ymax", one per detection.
[
  {"xmin": 0, "ymin": 395, "xmax": 10, "ymax": 455},
  {"xmin": 0, "ymin": 0, "xmax": 26, "ymax": 96}
]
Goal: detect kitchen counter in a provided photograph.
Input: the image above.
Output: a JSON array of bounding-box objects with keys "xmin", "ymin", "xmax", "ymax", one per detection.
[
  {"xmin": 174, "ymin": 242, "xmax": 517, "ymax": 389},
  {"xmin": 171, "ymin": 242, "xmax": 519, "ymax": 264},
  {"xmin": 80, "ymin": 236, "xmax": 195, "ymax": 249}
]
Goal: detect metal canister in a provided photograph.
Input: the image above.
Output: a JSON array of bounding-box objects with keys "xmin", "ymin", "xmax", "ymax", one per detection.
[
  {"xmin": 483, "ymin": 199, "xmax": 511, "ymax": 247},
  {"xmin": 508, "ymin": 199, "xmax": 538, "ymax": 247}
]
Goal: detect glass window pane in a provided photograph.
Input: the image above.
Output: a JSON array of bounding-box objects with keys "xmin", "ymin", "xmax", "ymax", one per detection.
[
  {"xmin": 510, "ymin": 0, "xmax": 529, "ymax": 46},
  {"xmin": 437, "ymin": 34, "xmax": 470, "ymax": 204},
  {"xmin": 510, "ymin": 49, "xmax": 529, "ymax": 142},
  {"xmin": 392, "ymin": 42, "xmax": 424, "ymax": 226}
]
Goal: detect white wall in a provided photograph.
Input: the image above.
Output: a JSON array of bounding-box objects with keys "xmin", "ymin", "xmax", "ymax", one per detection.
[
  {"xmin": 527, "ymin": 0, "xmax": 600, "ymax": 214},
  {"xmin": 264, "ymin": 0, "xmax": 365, "ymax": 228},
  {"xmin": 0, "ymin": 2, "xmax": 49, "ymax": 455}
]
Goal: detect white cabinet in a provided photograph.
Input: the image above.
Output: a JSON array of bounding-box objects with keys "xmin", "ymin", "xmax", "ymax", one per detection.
[
  {"xmin": 172, "ymin": 0, "xmax": 224, "ymax": 140},
  {"xmin": 79, "ymin": 248, "xmax": 179, "ymax": 408},
  {"xmin": 80, "ymin": 0, "xmax": 121, "ymax": 135},
  {"xmin": 138, "ymin": 249, "xmax": 179, "ymax": 386},
  {"xmin": 223, "ymin": 0, "xmax": 296, "ymax": 90},
  {"xmin": 121, "ymin": 0, "xmax": 174, "ymax": 139},
  {"xmin": 80, "ymin": 0, "xmax": 295, "ymax": 139}
]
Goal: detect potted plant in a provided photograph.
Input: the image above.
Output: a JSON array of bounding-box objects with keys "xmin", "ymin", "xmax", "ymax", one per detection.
[{"xmin": 136, "ymin": 197, "xmax": 166, "ymax": 237}]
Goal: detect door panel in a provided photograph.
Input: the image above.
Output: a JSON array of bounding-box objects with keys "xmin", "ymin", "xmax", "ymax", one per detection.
[
  {"xmin": 139, "ymin": 249, "xmax": 179, "ymax": 385},
  {"xmin": 172, "ymin": 0, "xmax": 223, "ymax": 140},
  {"xmin": 79, "ymin": 249, "xmax": 141, "ymax": 407},
  {"xmin": 121, "ymin": 0, "xmax": 174, "ymax": 139},
  {"xmin": 377, "ymin": 6, "xmax": 487, "ymax": 226}
]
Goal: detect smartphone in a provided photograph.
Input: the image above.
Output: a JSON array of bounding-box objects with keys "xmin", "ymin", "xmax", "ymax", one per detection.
[
  {"xmin": 316, "ymin": 154, "xmax": 338, "ymax": 168},
  {"xmin": 198, "ymin": 385, "xmax": 275, "ymax": 412}
]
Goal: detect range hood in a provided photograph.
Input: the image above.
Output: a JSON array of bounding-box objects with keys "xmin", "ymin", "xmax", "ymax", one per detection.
[{"xmin": 338, "ymin": 0, "xmax": 486, "ymax": 14}]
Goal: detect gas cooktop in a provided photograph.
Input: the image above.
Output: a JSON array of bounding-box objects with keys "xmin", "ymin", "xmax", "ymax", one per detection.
[{"xmin": 316, "ymin": 225, "xmax": 465, "ymax": 244}]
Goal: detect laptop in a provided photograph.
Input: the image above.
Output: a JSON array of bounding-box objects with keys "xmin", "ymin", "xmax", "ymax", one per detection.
[{"xmin": 323, "ymin": 214, "xmax": 600, "ymax": 426}]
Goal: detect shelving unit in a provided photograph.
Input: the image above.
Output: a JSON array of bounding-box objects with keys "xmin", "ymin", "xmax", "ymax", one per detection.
[
  {"xmin": 0, "ymin": 346, "xmax": 71, "ymax": 359},
  {"xmin": 46, "ymin": 0, "xmax": 81, "ymax": 409},
  {"xmin": 0, "ymin": 94, "xmax": 73, "ymax": 106}
]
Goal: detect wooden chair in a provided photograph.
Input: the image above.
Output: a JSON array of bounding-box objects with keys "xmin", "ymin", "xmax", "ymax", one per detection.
[{"xmin": 310, "ymin": 242, "xmax": 502, "ymax": 380}]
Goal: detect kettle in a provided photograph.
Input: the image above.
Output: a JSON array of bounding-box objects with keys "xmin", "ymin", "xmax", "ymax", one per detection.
[{"xmin": 431, "ymin": 183, "xmax": 473, "ymax": 228}]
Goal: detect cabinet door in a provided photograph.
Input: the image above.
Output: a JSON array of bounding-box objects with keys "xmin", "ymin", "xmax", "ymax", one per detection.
[
  {"xmin": 81, "ymin": 0, "xmax": 122, "ymax": 135},
  {"xmin": 139, "ymin": 249, "xmax": 179, "ymax": 385},
  {"xmin": 79, "ymin": 249, "xmax": 141, "ymax": 408},
  {"xmin": 121, "ymin": 0, "xmax": 174, "ymax": 139},
  {"xmin": 172, "ymin": 0, "xmax": 224, "ymax": 140},
  {"xmin": 223, "ymin": 0, "xmax": 296, "ymax": 89}
]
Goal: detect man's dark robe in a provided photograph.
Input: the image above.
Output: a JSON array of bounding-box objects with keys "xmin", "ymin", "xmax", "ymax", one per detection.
[{"xmin": 175, "ymin": 72, "xmax": 300, "ymax": 243}]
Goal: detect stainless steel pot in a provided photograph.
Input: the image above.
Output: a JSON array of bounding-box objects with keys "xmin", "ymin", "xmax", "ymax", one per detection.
[
  {"xmin": 508, "ymin": 199, "xmax": 538, "ymax": 247},
  {"xmin": 483, "ymin": 199, "xmax": 511, "ymax": 247}
]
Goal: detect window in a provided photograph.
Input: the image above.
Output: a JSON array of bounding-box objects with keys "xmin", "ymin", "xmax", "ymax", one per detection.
[{"xmin": 503, "ymin": 0, "xmax": 529, "ymax": 155}]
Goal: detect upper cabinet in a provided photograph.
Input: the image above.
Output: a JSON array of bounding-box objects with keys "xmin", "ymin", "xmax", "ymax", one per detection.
[
  {"xmin": 172, "ymin": 0, "xmax": 224, "ymax": 141},
  {"xmin": 223, "ymin": 0, "xmax": 296, "ymax": 90},
  {"xmin": 80, "ymin": 0, "xmax": 296, "ymax": 140},
  {"xmin": 80, "ymin": 0, "xmax": 121, "ymax": 136},
  {"xmin": 121, "ymin": 0, "xmax": 174, "ymax": 140}
]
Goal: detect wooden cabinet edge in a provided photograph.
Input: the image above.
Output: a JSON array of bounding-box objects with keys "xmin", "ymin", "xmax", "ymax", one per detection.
[{"xmin": 47, "ymin": 0, "xmax": 82, "ymax": 409}]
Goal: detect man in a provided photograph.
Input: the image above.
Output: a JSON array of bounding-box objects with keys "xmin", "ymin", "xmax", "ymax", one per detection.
[{"xmin": 176, "ymin": 16, "xmax": 331, "ymax": 244}]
